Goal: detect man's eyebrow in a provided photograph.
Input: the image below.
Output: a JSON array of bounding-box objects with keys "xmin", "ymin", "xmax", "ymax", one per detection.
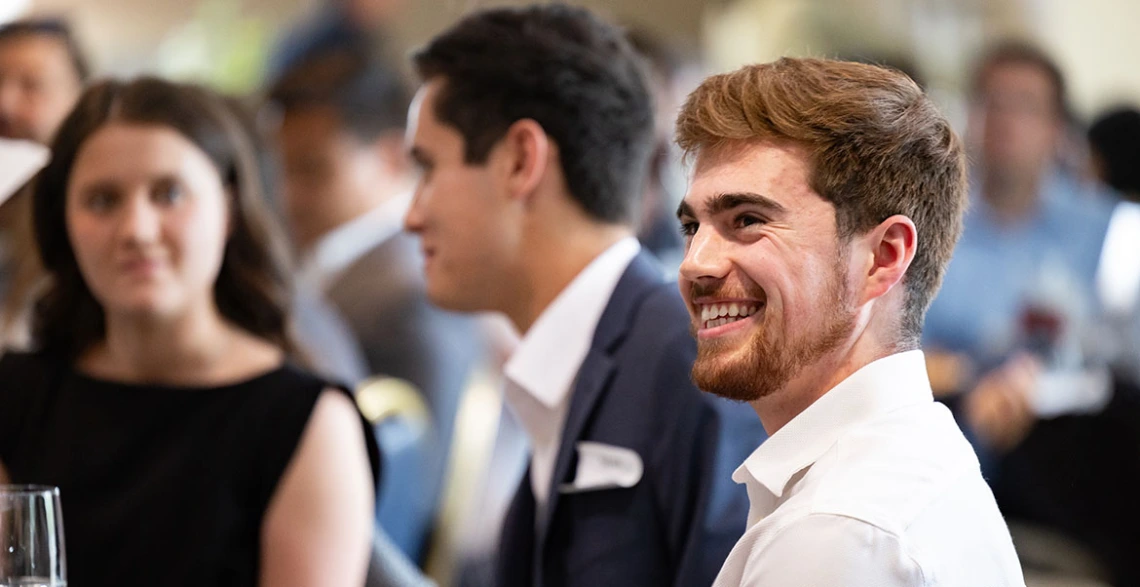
[
  {"xmin": 676, "ymin": 199, "xmax": 696, "ymax": 220},
  {"xmin": 704, "ymin": 192, "xmax": 786, "ymax": 216}
]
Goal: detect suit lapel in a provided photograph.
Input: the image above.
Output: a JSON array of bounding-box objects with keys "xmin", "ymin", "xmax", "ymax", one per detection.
[
  {"xmin": 536, "ymin": 348, "xmax": 616, "ymax": 548},
  {"xmin": 533, "ymin": 252, "xmax": 664, "ymax": 559}
]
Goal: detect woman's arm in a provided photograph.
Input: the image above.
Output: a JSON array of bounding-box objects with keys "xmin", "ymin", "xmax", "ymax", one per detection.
[{"xmin": 260, "ymin": 389, "xmax": 375, "ymax": 587}]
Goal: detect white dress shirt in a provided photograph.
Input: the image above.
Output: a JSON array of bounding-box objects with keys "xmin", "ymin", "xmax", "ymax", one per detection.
[
  {"xmin": 714, "ymin": 350, "xmax": 1026, "ymax": 587},
  {"xmin": 502, "ymin": 237, "xmax": 641, "ymax": 509},
  {"xmin": 295, "ymin": 192, "xmax": 412, "ymax": 294}
]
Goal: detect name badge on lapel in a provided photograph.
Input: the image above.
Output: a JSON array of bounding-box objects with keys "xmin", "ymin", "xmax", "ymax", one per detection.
[{"xmin": 558, "ymin": 441, "xmax": 643, "ymax": 494}]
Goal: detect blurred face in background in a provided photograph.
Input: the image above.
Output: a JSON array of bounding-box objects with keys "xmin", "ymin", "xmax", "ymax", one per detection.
[
  {"xmin": 277, "ymin": 106, "xmax": 396, "ymax": 250},
  {"xmin": 65, "ymin": 123, "xmax": 231, "ymax": 321},
  {"xmin": 340, "ymin": 0, "xmax": 406, "ymax": 26},
  {"xmin": 403, "ymin": 79, "xmax": 522, "ymax": 314},
  {"xmin": 969, "ymin": 61, "xmax": 1063, "ymax": 181},
  {"xmin": 0, "ymin": 33, "xmax": 82, "ymax": 143}
]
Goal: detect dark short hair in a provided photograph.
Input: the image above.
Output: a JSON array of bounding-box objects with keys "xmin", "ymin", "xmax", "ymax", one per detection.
[
  {"xmin": 972, "ymin": 40, "xmax": 1068, "ymax": 121},
  {"xmin": 268, "ymin": 48, "xmax": 410, "ymax": 142},
  {"xmin": 411, "ymin": 3, "xmax": 654, "ymax": 224},
  {"xmin": 1089, "ymin": 106, "xmax": 1140, "ymax": 195},
  {"xmin": 0, "ymin": 18, "xmax": 89, "ymax": 82},
  {"xmin": 32, "ymin": 77, "xmax": 295, "ymax": 361},
  {"xmin": 677, "ymin": 58, "xmax": 967, "ymax": 344}
]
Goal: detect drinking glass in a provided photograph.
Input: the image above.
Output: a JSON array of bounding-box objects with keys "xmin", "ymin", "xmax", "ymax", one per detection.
[{"xmin": 0, "ymin": 486, "xmax": 66, "ymax": 587}]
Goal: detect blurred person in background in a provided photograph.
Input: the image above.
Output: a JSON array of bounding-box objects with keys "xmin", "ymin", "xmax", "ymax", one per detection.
[
  {"xmin": 625, "ymin": 28, "xmax": 689, "ymax": 273},
  {"xmin": 0, "ymin": 19, "xmax": 88, "ymax": 349},
  {"xmin": 268, "ymin": 47, "xmax": 482, "ymax": 563},
  {"xmin": 269, "ymin": 0, "xmax": 406, "ymax": 80},
  {"xmin": 405, "ymin": 5, "xmax": 744, "ymax": 586},
  {"xmin": 1090, "ymin": 106, "xmax": 1140, "ymax": 382},
  {"xmin": 1088, "ymin": 106, "xmax": 1140, "ymax": 202},
  {"xmin": 924, "ymin": 41, "xmax": 1116, "ymax": 457},
  {"xmin": 222, "ymin": 94, "xmax": 372, "ymax": 389},
  {"xmin": 1075, "ymin": 103, "xmax": 1140, "ymax": 587},
  {"xmin": 923, "ymin": 41, "xmax": 1136, "ymax": 585},
  {"xmin": 676, "ymin": 56, "xmax": 1022, "ymax": 587},
  {"xmin": 0, "ymin": 77, "xmax": 379, "ymax": 586},
  {"xmin": 0, "ymin": 19, "xmax": 86, "ymax": 144}
]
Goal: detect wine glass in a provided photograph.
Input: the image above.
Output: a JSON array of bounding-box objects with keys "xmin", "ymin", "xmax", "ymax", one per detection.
[{"xmin": 0, "ymin": 486, "xmax": 66, "ymax": 587}]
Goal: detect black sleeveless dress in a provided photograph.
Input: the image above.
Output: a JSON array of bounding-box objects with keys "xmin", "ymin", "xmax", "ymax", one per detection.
[{"xmin": 0, "ymin": 351, "xmax": 381, "ymax": 587}]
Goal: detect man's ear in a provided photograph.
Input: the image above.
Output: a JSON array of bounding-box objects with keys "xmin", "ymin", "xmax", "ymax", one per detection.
[
  {"xmin": 495, "ymin": 118, "xmax": 550, "ymax": 201},
  {"xmin": 858, "ymin": 214, "xmax": 917, "ymax": 304}
]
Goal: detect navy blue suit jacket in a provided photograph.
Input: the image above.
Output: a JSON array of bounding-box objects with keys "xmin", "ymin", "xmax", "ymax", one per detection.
[{"xmin": 496, "ymin": 252, "xmax": 752, "ymax": 587}]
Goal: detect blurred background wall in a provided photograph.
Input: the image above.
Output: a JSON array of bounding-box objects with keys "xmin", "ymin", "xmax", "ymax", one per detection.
[{"xmin": 10, "ymin": 0, "xmax": 1140, "ymax": 122}]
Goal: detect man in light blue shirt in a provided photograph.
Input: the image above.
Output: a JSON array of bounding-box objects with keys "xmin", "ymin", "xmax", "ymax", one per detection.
[{"xmin": 923, "ymin": 42, "xmax": 1119, "ymax": 457}]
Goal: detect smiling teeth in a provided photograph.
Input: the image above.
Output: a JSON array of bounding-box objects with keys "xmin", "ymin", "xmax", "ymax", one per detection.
[{"xmin": 700, "ymin": 302, "xmax": 761, "ymax": 329}]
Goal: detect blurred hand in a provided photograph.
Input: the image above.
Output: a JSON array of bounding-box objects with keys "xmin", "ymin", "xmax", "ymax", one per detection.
[
  {"xmin": 925, "ymin": 350, "xmax": 976, "ymax": 398},
  {"xmin": 964, "ymin": 353, "xmax": 1042, "ymax": 453}
]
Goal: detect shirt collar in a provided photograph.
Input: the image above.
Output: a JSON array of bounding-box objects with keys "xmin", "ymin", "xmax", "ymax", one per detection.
[
  {"xmin": 733, "ymin": 350, "xmax": 933, "ymax": 498},
  {"xmin": 296, "ymin": 192, "xmax": 412, "ymax": 293},
  {"xmin": 504, "ymin": 237, "xmax": 641, "ymax": 409}
]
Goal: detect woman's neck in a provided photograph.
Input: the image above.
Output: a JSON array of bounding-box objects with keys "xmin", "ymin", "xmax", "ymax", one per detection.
[{"xmin": 79, "ymin": 304, "xmax": 282, "ymax": 386}]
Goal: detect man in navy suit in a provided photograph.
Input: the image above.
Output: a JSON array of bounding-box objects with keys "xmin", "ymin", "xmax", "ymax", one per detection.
[{"xmin": 403, "ymin": 5, "xmax": 760, "ymax": 586}]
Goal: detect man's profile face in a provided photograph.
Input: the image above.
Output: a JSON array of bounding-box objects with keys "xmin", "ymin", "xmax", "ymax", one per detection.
[
  {"xmin": 0, "ymin": 33, "xmax": 82, "ymax": 143},
  {"xmin": 403, "ymin": 79, "xmax": 520, "ymax": 313},
  {"xmin": 969, "ymin": 62, "xmax": 1062, "ymax": 178},
  {"xmin": 677, "ymin": 142, "xmax": 858, "ymax": 402}
]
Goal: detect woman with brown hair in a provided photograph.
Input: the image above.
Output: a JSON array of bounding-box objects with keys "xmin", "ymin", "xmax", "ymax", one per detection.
[{"xmin": 0, "ymin": 77, "xmax": 379, "ymax": 587}]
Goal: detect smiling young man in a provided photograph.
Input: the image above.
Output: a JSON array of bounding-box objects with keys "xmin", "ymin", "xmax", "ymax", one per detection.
[
  {"xmin": 403, "ymin": 5, "xmax": 755, "ymax": 587},
  {"xmin": 675, "ymin": 58, "xmax": 1026, "ymax": 586}
]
